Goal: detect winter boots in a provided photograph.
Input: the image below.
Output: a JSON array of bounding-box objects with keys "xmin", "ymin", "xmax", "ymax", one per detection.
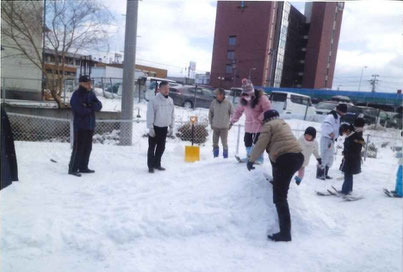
[
  {"xmin": 316, "ymin": 165, "xmax": 326, "ymax": 180},
  {"xmin": 268, "ymin": 201, "xmax": 292, "ymax": 242},
  {"xmin": 213, "ymin": 147, "xmax": 219, "ymax": 158},
  {"xmin": 325, "ymin": 166, "xmax": 332, "ymax": 179},
  {"xmin": 214, "ymin": 147, "xmax": 229, "ymax": 158}
]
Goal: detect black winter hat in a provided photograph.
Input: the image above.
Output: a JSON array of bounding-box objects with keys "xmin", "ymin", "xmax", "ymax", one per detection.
[
  {"xmin": 354, "ymin": 117, "xmax": 365, "ymax": 128},
  {"xmin": 263, "ymin": 109, "xmax": 280, "ymax": 122},
  {"xmin": 339, "ymin": 123, "xmax": 355, "ymax": 134},
  {"xmin": 79, "ymin": 75, "xmax": 91, "ymax": 83},
  {"xmin": 304, "ymin": 126, "xmax": 317, "ymax": 139},
  {"xmin": 336, "ymin": 103, "xmax": 348, "ymax": 113}
]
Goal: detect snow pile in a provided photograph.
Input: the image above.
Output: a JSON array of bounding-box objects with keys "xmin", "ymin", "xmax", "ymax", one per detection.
[
  {"xmin": 93, "ymin": 130, "xmax": 120, "ymax": 145},
  {"xmin": 1, "ymin": 115, "xmax": 402, "ymax": 271}
]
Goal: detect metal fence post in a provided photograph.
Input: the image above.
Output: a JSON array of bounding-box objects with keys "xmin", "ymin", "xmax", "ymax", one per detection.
[
  {"xmin": 1, "ymin": 77, "xmax": 5, "ymax": 100},
  {"xmin": 236, "ymin": 124, "xmax": 241, "ymax": 155},
  {"xmin": 101, "ymin": 77, "xmax": 105, "ymax": 98},
  {"xmin": 304, "ymin": 102, "xmax": 309, "ymax": 121},
  {"xmin": 364, "ymin": 134, "xmax": 370, "ymax": 161},
  {"xmin": 69, "ymin": 118, "xmax": 74, "ymax": 149}
]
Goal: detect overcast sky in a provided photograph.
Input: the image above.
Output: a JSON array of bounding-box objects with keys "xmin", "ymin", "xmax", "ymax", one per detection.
[{"xmin": 102, "ymin": 0, "xmax": 402, "ymax": 93}]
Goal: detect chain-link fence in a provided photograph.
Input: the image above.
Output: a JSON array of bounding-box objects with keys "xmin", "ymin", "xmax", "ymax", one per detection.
[
  {"xmin": 7, "ymin": 113, "xmax": 211, "ymax": 146},
  {"xmin": 8, "ymin": 113, "xmax": 72, "ymax": 143},
  {"xmin": 231, "ymin": 123, "xmax": 402, "ymax": 162},
  {"xmin": 7, "ymin": 112, "xmax": 401, "ymax": 163}
]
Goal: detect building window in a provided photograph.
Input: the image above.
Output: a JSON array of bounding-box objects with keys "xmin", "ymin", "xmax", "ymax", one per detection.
[
  {"xmin": 225, "ymin": 64, "xmax": 233, "ymax": 74},
  {"xmin": 227, "ymin": 50, "xmax": 235, "ymax": 60},
  {"xmin": 228, "ymin": 35, "xmax": 236, "ymax": 46}
]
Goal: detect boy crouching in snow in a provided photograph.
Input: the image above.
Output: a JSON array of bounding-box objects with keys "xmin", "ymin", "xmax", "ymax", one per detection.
[{"xmin": 294, "ymin": 127, "xmax": 322, "ymax": 185}]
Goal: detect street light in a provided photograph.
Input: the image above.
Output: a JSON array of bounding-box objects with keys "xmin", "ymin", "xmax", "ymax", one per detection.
[
  {"xmin": 337, "ymin": 84, "xmax": 342, "ymax": 90},
  {"xmin": 358, "ymin": 66, "xmax": 368, "ymax": 91},
  {"xmin": 248, "ymin": 67, "xmax": 256, "ymax": 80}
]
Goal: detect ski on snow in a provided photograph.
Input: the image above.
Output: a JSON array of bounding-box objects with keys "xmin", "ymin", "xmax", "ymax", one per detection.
[
  {"xmin": 383, "ymin": 188, "xmax": 402, "ymax": 198},
  {"xmin": 316, "ymin": 186, "xmax": 364, "ymax": 201}
]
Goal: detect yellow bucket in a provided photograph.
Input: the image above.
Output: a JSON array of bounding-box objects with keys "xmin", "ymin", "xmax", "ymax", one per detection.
[{"xmin": 185, "ymin": 146, "xmax": 200, "ymax": 162}]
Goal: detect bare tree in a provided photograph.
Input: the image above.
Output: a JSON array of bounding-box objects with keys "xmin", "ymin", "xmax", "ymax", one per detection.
[{"xmin": 1, "ymin": 0, "xmax": 113, "ymax": 108}]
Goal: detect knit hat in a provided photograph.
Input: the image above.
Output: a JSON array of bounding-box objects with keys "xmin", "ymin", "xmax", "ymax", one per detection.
[
  {"xmin": 241, "ymin": 78, "xmax": 254, "ymax": 95},
  {"xmin": 336, "ymin": 103, "xmax": 348, "ymax": 113},
  {"xmin": 354, "ymin": 117, "xmax": 365, "ymax": 128},
  {"xmin": 263, "ymin": 109, "xmax": 280, "ymax": 122},
  {"xmin": 304, "ymin": 126, "xmax": 317, "ymax": 139}
]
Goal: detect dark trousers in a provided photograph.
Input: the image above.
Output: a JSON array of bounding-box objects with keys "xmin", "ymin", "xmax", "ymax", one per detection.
[
  {"xmin": 342, "ymin": 172, "xmax": 353, "ymax": 194},
  {"xmin": 272, "ymin": 152, "xmax": 304, "ymax": 204},
  {"xmin": 244, "ymin": 132, "xmax": 260, "ymax": 147},
  {"xmin": 271, "ymin": 152, "xmax": 304, "ymax": 235},
  {"xmin": 69, "ymin": 129, "xmax": 94, "ymax": 172},
  {"xmin": 147, "ymin": 126, "xmax": 168, "ymax": 169}
]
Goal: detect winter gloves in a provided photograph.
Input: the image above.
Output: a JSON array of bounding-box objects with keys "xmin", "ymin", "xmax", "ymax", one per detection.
[
  {"xmin": 229, "ymin": 122, "xmax": 233, "ymax": 130},
  {"xmin": 247, "ymin": 161, "xmax": 255, "ymax": 171},
  {"xmin": 294, "ymin": 176, "xmax": 302, "ymax": 185},
  {"xmin": 317, "ymin": 158, "xmax": 322, "ymax": 165},
  {"xmin": 149, "ymin": 128, "xmax": 156, "ymax": 137}
]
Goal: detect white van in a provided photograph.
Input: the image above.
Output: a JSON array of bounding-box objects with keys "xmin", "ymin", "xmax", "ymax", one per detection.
[{"xmin": 269, "ymin": 91, "xmax": 316, "ymax": 118}]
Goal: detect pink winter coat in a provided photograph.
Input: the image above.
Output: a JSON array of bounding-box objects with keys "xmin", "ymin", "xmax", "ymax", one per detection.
[{"xmin": 231, "ymin": 91, "xmax": 271, "ymax": 133}]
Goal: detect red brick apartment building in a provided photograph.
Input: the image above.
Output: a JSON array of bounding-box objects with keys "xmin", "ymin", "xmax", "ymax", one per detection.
[{"xmin": 210, "ymin": 1, "xmax": 344, "ymax": 89}]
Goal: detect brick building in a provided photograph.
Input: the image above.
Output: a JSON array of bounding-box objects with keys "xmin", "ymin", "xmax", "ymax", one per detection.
[{"xmin": 210, "ymin": 1, "xmax": 344, "ymax": 89}]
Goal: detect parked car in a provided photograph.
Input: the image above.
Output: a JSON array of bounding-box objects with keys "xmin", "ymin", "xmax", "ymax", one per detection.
[
  {"xmin": 315, "ymin": 101, "xmax": 339, "ymax": 115},
  {"xmin": 105, "ymin": 82, "xmax": 122, "ymax": 95},
  {"xmin": 269, "ymin": 91, "xmax": 316, "ymax": 117},
  {"xmin": 331, "ymin": 95, "xmax": 352, "ymax": 103},
  {"xmin": 144, "ymin": 77, "xmax": 177, "ymax": 101},
  {"xmin": 169, "ymin": 85, "xmax": 216, "ymax": 109},
  {"xmin": 342, "ymin": 105, "xmax": 380, "ymax": 125},
  {"xmin": 227, "ymin": 87, "xmax": 242, "ymax": 106}
]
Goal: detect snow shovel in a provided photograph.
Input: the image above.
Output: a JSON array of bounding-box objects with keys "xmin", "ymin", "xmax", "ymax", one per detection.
[{"xmin": 185, "ymin": 116, "xmax": 200, "ymax": 162}]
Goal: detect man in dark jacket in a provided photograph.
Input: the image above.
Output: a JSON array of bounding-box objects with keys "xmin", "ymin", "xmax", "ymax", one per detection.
[
  {"xmin": 1, "ymin": 106, "xmax": 19, "ymax": 190},
  {"xmin": 68, "ymin": 75, "xmax": 102, "ymax": 177}
]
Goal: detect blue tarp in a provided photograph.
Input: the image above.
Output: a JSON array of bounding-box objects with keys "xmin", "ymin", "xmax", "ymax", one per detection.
[{"xmin": 257, "ymin": 87, "xmax": 402, "ymax": 106}]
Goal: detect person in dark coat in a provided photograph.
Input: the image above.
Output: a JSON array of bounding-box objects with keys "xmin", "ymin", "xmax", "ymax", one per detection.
[
  {"xmin": 1, "ymin": 106, "xmax": 19, "ymax": 190},
  {"xmin": 339, "ymin": 123, "xmax": 365, "ymax": 195},
  {"xmin": 68, "ymin": 75, "xmax": 102, "ymax": 177}
]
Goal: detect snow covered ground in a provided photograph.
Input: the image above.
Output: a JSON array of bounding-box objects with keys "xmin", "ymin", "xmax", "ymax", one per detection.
[{"xmin": 1, "ymin": 104, "xmax": 402, "ymax": 272}]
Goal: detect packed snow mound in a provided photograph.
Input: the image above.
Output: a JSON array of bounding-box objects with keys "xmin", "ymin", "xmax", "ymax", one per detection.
[{"xmin": 1, "ymin": 128, "xmax": 401, "ymax": 271}]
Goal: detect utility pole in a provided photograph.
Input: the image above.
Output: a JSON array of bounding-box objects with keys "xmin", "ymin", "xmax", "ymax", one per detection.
[
  {"xmin": 41, "ymin": 0, "xmax": 47, "ymax": 101},
  {"xmin": 358, "ymin": 65, "xmax": 367, "ymax": 91},
  {"xmin": 120, "ymin": 0, "xmax": 139, "ymax": 145},
  {"xmin": 369, "ymin": 74, "xmax": 379, "ymax": 93}
]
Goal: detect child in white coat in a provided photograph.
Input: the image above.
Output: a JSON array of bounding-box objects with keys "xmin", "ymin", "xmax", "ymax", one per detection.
[{"xmin": 295, "ymin": 127, "xmax": 322, "ymax": 185}]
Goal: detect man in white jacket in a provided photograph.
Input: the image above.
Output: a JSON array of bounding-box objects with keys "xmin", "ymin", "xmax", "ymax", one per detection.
[
  {"xmin": 319, "ymin": 103, "xmax": 347, "ymax": 179},
  {"xmin": 146, "ymin": 81, "xmax": 175, "ymax": 173}
]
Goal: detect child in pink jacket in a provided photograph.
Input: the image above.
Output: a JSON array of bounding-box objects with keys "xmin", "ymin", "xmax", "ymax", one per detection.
[{"xmin": 230, "ymin": 78, "xmax": 271, "ymax": 164}]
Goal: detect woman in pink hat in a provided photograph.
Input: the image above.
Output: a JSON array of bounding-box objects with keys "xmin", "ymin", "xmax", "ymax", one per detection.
[{"xmin": 230, "ymin": 78, "xmax": 271, "ymax": 164}]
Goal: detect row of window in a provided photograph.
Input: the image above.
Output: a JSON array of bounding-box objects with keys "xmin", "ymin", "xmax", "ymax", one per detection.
[{"xmin": 45, "ymin": 55, "xmax": 82, "ymax": 66}]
